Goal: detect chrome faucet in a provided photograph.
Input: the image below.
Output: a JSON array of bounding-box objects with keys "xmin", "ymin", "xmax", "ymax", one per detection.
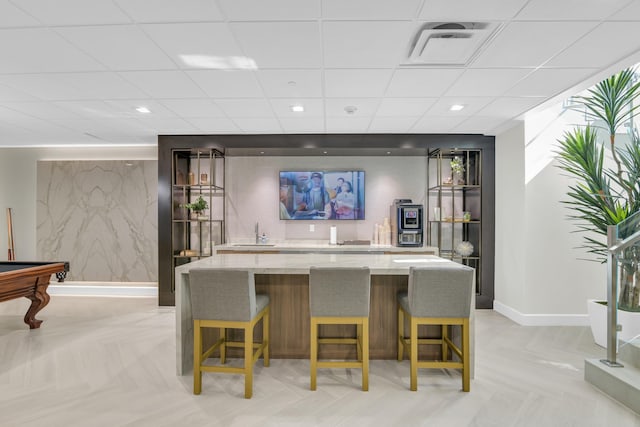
[{"xmin": 255, "ymin": 222, "xmax": 259, "ymax": 244}]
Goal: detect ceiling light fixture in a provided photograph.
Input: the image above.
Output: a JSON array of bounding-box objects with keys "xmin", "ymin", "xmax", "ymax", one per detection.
[
  {"xmin": 135, "ymin": 106, "xmax": 151, "ymax": 114},
  {"xmin": 450, "ymin": 104, "xmax": 465, "ymax": 111},
  {"xmin": 179, "ymin": 54, "xmax": 258, "ymax": 70},
  {"xmin": 344, "ymin": 106, "xmax": 358, "ymax": 115},
  {"xmin": 291, "ymin": 105, "xmax": 304, "ymax": 113}
]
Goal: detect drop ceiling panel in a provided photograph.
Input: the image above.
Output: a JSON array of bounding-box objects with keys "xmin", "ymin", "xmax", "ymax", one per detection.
[
  {"xmin": 56, "ymin": 25, "xmax": 176, "ymax": 71},
  {"xmin": 376, "ymin": 98, "xmax": 437, "ymax": 117},
  {"xmin": 58, "ymin": 72, "xmax": 151, "ymax": 100},
  {"xmin": 218, "ymin": 0, "xmax": 319, "ymax": 21},
  {"xmin": 16, "ymin": 0, "xmax": 132, "ymax": 25},
  {"xmin": 0, "ymin": 28, "xmax": 105, "ymax": 73},
  {"xmin": 279, "ymin": 117, "xmax": 325, "ymax": 133},
  {"xmin": 322, "ymin": 0, "xmax": 422, "ymax": 20},
  {"xmin": 420, "ymin": 0, "xmax": 529, "ymax": 21},
  {"xmin": 231, "ymin": 22, "xmax": 321, "ymax": 68},
  {"xmin": 216, "ymin": 99, "xmax": 274, "ymax": 118},
  {"xmin": 323, "ymin": 21, "xmax": 413, "ymax": 68},
  {"xmin": 232, "ymin": 117, "xmax": 282, "ymax": 133},
  {"xmin": 325, "ymin": 98, "xmax": 380, "ymax": 117},
  {"xmin": 0, "ymin": 83, "xmax": 38, "ymax": 101},
  {"xmin": 454, "ymin": 116, "xmax": 509, "ymax": 134},
  {"xmin": 427, "ymin": 97, "xmax": 493, "ymax": 116},
  {"xmin": 325, "ymin": 117, "xmax": 372, "ymax": 133},
  {"xmin": 504, "ymin": 68, "xmax": 597, "ymax": 97},
  {"xmin": 411, "ymin": 116, "xmax": 465, "ymax": 133},
  {"xmin": 0, "ymin": 101, "xmax": 83, "ymax": 119},
  {"xmin": 609, "ymin": 1, "xmax": 640, "ymax": 20},
  {"xmin": 324, "ymin": 69, "xmax": 393, "ymax": 98},
  {"xmin": 477, "ymin": 97, "xmax": 546, "ymax": 118},
  {"xmin": 0, "ymin": 2, "xmax": 41, "ymax": 27},
  {"xmin": 119, "ymin": 71, "xmax": 206, "ymax": 98},
  {"xmin": 369, "ymin": 117, "xmax": 419, "ymax": 132},
  {"xmin": 115, "ymin": 0, "xmax": 225, "ymax": 23},
  {"xmin": 136, "ymin": 117, "xmax": 199, "ymax": 133},
  {"xmin": 270, "ymin": 98, "xmax": 324, "ymax": 117},
  {"xmin": 472, "ymin": 22, "xmax": 597, "ymax": 68},
  {"xmin": 53, "ymin": 100, "xmax": 130, "ymax": 118},
  {"xmin": 515, "ymin": 0, "xmax": 631, "ymax": 20},
  {"xmin": 160, "ymin": 99, "xmax": 226, "ymax": 118},
  {"xmin": 257, "ymin": 70, "xmax": 322, "ymax": 98},
  {"xmin": 104, "ymin": 100, "xmax": 178, "ymax": 119},
  {"xmin": 186, "ymin": 117, "xmax": 240, "ymax": 133},
  {"xmin": 386, "ymin": 69, "xmax": 465, "ymax": 97},
  {"xmin": 547, "ymin": 22, "xmax": 640, "ymax": 68},
  {"xmin": 186, "ymin": 70, "xmax": 264, "ymax": 98},
  {"xmin": 141, "ymin": 23, "xmax": 244, "ymax": 67},
  {"xmin": 444, "ymin": 68, "xmax": 531, "ymax": 97}
]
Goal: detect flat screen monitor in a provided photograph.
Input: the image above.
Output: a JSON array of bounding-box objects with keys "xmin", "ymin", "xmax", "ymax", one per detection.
[{"xmin": 279, "ymin": 171, "xmax": 365, "ymax": 220}]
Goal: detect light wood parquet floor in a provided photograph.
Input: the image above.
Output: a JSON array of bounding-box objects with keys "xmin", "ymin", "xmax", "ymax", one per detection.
[{"xmin": 1, "ymin": 295, "xmax": 639, "ymax": 427}]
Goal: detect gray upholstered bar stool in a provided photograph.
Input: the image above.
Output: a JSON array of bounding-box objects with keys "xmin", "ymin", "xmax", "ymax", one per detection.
[
  {"xmin": 309, "ymin": 266, "xmax": 371, "ymax": 391},
  {"xmin": 397, "ymin": 264, "xmax": 474, "ymax": 392},
  {"xmin": 189, "ymin": 269, "xmax": 270, "ymax": 399}
]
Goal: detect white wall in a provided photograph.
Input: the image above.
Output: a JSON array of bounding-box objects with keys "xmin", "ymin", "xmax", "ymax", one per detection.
[
  {"xmin": 0, "ymin": 146, "xmax": 156, "ymax": 261},
  {"xmin": 494, "ymin": 123, "xmax": 527, "ymax": 313},
  {"xmin": 225, "ymin": 156, "xmax": 427, "ymax": 242},
  {"xmin": 495, "ymin": 120, "xmax": 605, "ymax": 324}
]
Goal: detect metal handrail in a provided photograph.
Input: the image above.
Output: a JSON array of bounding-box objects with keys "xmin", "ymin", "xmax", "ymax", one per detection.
[
  {"xmin": 609, "ymin": 229, "xmax": 640, "ymax": 254},
  {"xmin": 601, "ymin": 226, "xmax": 640, "ymax": 367}
]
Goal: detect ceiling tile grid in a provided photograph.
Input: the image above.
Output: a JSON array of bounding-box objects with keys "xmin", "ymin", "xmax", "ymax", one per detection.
[{"xmin": 0, "ymin": 0, "xmax": 638, "ymax": 145}]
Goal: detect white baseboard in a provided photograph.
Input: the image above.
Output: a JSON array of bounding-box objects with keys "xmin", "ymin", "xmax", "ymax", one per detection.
[
  {"xmin": 493, "ymin": 300, "xmax": 589, "ymax": 326},
  {"xmin": 49, "ymin": 281, "xmax": 157, "ymax": 298}
]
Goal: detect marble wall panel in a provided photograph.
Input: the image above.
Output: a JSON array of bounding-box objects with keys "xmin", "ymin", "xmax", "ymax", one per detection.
[{"xmin": 37, "ymin": 160, "xmax": 158, "ymax": 282}]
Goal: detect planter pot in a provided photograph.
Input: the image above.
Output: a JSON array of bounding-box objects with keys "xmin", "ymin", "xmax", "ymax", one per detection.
[{"xmin": 587, "ymin": 299, "xmax": 640, "ymax": 348}]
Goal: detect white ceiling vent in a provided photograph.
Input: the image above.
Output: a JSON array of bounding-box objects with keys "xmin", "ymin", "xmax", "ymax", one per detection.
[{"xmin": 407, "ymin": 22, "xmax": 499, "ymax": 66}]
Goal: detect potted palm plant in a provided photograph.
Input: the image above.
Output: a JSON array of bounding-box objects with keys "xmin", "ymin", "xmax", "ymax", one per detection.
[{"xmin": 556, "ymin": 67, "xmax": 640, "ymax": 346}]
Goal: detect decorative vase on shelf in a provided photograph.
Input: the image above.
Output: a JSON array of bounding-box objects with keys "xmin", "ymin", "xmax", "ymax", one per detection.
[{"xmin": 455, "ymin": 241, "xmax": 474, "ymax": 257}]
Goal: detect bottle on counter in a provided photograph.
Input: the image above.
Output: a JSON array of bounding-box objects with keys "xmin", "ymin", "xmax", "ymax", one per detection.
[
  {"xmin": 382, "ymin": 217, "xmax": 391, "ymax": 246},
  {"xmin": 372, "ymin": 223, "xmax": 379, "ymax": 245}
]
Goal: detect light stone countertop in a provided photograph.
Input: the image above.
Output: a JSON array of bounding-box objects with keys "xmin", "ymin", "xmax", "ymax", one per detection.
[{"xmin": 215, "ymin": 240, "xmax": 439, "ymax": 255}]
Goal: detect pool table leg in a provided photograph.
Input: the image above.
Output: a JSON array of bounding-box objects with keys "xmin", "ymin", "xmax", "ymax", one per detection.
[{"xmin": 24, "ymin": 277, "xmax": 51, "ymax": 329}]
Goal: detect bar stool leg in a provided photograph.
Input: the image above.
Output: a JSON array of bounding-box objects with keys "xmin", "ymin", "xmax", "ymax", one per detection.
[
  {"xmin": 356, "ymin": 323, "xmax": 363, "ymax": 362},
  {"xmin": 462, "ymin": 319, "xmax": 470, "ymax": 392},
  {"xmin": 263, "ymin": 308, "xmax": 270, "ymax": 367},
  {"xmin": 410, "ymin": 317, "xmax": 418, "ymax": 391},
  {"xmin": 193, "ymin": 320, "xmax": 202, "ymax": 395},
  {"xmin": 362, "ymin": 318, "xmax": 369, "ymax": 391},
  {"xmin": 310, "ymin": 318, "xmax": 318, "ymax": 391},
  {"xmin": 244, "ymin": 324, "xmax": 253, "ymax": 399},
  {"xmin": 441, "ymin": 325, "xmax": 448, "ymax": 362},
  {"xmin": 397, "ymin": 305, "xmax": 404, "ymax": 361},
  {"xmin": 220, "ymin": 327, "xmax": 227, "ymax": 364}
]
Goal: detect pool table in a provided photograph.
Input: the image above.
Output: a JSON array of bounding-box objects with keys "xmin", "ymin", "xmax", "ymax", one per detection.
[{"xmin": 0, "ymin": 261, "xmax": 70, "ymax": 329}]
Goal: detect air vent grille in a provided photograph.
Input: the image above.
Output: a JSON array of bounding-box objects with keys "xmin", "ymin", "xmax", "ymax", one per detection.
[{"xmin": 407, "ymin": 22, "xmax": 500, "ymax": 66}]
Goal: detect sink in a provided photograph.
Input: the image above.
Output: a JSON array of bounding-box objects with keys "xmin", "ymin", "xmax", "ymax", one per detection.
[{"xmin": 231, "ymin": 243, "xmax": 276, "ymax": 247}]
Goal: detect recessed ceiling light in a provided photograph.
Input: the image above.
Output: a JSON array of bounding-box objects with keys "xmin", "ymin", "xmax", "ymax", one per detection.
[
  {"xmin": 287, "ymin": 81, "xmax": 297, "ymax": 86},
  {"xmin": 386, "ymin": 151, "xmax": 392, "ymax": 155},
  {"xmin": 291, "ymin": 105, "xmax": 304, "ymax": 113},
  {"xmin": 135, "ymin": 106, "xmax": 151, "ymax": 114},
  {"xmin": 344, "ymin": 106, "xmax": 358, "ymax": 115},
  {"xmin": 259, "ymin": 151, "xmax": 265, "ymax": 155},
  {"xmin": 323, "ymin": 151, "xmax": 328, "ymax": 154},
  {"xmin": 450, "ymin": 104, "xmax": 465, "ymax": 111}
]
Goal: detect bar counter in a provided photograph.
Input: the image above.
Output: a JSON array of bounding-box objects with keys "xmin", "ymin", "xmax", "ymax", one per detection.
[{"xmin": 175, "ymin": 253, "xmax": 474, "ymax": 376}]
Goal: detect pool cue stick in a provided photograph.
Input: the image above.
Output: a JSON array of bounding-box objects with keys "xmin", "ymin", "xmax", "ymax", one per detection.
[{"xmin": 7, "ymin": 208, "xmax": 15, "ymax": 261}]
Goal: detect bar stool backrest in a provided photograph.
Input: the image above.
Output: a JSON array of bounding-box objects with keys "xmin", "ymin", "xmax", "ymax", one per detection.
[
  {"xmin": 189, "ymin": 269, "xmax": 256, "ymax": 321},
  {"xmin": 408, "ymin": 265, "xmax": 474, "ymax": 318},
  {"xmin": 309, "ymin": 267, "xmax": 371, "ymax": 317}
]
